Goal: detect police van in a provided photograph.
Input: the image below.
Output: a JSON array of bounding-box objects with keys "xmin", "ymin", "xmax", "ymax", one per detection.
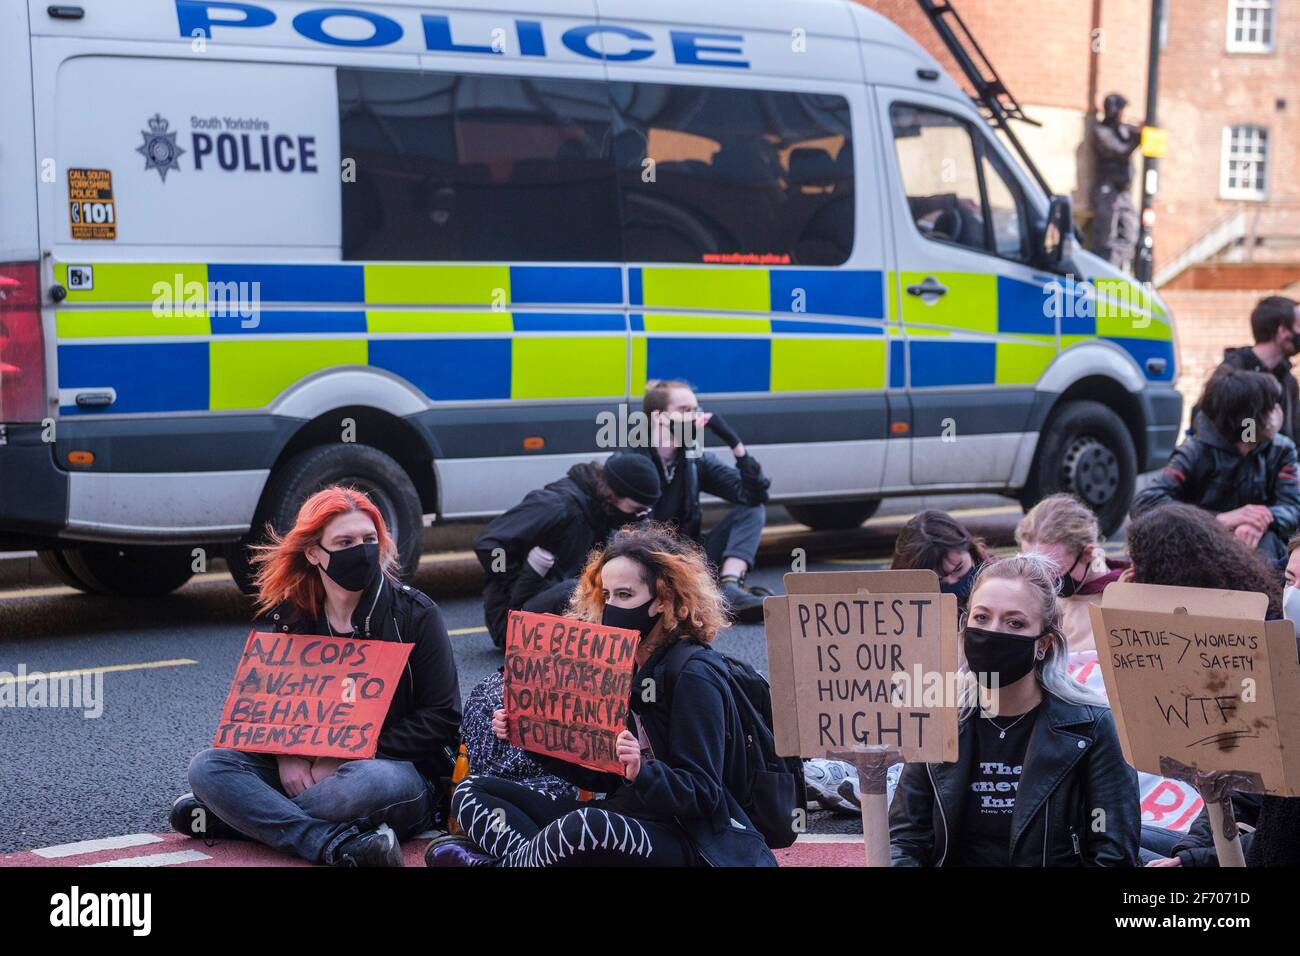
[{"xmin": 0, "ymin": 0, "xmax": 1181, "ymax": 595}]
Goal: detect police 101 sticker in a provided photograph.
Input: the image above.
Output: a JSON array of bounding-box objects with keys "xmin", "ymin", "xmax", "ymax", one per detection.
[{"xmin": 68, "ymin": 168, "xmax": 117, "ymax": 240}]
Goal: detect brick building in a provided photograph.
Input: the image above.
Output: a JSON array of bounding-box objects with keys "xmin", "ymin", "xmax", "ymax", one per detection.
[{"xmin": 863, "ymin": 0, "xmax": 1300, "ymax": 418}]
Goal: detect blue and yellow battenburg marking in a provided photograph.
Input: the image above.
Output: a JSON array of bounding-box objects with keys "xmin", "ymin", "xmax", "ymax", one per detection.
[{"xmin": 51, "ymin": 261, "xmax": 1172, "ymax": 415}]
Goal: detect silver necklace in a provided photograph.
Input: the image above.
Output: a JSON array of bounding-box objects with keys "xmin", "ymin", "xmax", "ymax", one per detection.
[{"xmin": 985, "ymin": 709, "xmax": 1033, "ymax": 740}]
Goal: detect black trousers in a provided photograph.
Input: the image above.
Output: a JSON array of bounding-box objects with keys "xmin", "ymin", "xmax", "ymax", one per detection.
[
  {"xmin": 701, "ymin": 503, "xmax": 765, "ymax": 571},
  {"xmin": 452, "ymin": 775, "xmax": 699, "ymax": 867}
]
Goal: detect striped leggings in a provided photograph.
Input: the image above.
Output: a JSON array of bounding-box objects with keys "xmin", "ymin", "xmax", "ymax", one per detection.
[{"xmin": 452, "ymin": 775, "xmax": 698, "ymax": 867}]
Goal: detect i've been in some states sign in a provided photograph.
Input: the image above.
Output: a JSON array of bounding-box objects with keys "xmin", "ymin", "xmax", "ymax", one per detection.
[{"xmin": 505, "ymin": 611, "xmax": 640, "ymax": 774}]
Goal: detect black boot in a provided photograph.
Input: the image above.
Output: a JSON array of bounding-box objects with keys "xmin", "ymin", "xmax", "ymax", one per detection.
[
  {"xmin": 424, "ymin": 834, "xmax": 497, "ymax": 867},
  {"xmin": 327, "ymin": 823, "xmax": 404, "ymax": 868},
  {"xmin": 720, "ymin": 576, "xmax": 765, "ymax": 623},
  {"xmin": 169, "ymin": 792, "xmax": 246, "ymax": 841}
]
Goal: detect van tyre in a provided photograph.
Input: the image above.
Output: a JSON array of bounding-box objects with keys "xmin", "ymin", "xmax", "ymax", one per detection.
[
  {"xmin": 786, "ymin": 499, "xmax": 882, "ymax": 531},
  {"xmin": 39, "ymin": 545, "xmax": 196, "ymax": 596},
  {"xmin": 1022, "ymin": 400, "xmax": 1136, "ymax": 538},
  {"xmin": 226, "ymin": 444, "xmax": 424, "ymax": 595}
]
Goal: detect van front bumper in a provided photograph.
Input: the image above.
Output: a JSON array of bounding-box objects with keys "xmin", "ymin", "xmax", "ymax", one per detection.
[{"xmin": 0, "ymin": 424, "xmax": 70, "ymax": 547}]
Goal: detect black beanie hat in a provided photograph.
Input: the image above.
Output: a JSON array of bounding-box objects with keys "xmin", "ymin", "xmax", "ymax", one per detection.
[{"xmin": 602, "ymin": 452, "xmax": 661, "ymax": 507}]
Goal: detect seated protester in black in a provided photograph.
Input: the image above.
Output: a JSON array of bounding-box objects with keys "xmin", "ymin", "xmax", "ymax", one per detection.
[
  {"xmin": 460, "ymin": 669, "xmax": 576, "ymax": 800},
  {"xmin": 1123, "ymin": 502, "xmax": 1290, "ymax": 866},
  {"xmin": 473, "ymin": 451, "xmax": 661, "ymax": 647},
  {"xmin": 427, "ymin": 524, "xmax": 777, "ymax": 868},
  {"xmin": 891, "ymin": 509, "xmax": 993, "ymax": 611},
  {"xmin": 1131, "ymin": 366, "xmax": 1300, "ymax": 566},
  {"xmin": 173, "ymin": 486, "xmax": 462, "ymax": 867},
  {"xmin": 890, "ymin": 554, "xmax": 1140, "ymax": 867},
  {"xmin": 636, "ymin": 379, "xmax": 771, "ymax": 623}
]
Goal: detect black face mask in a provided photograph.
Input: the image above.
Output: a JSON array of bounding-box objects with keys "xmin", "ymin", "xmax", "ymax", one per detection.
[
  {"xmin": 320, "ymin": 542, "xmax": 380, "ymax": 593},
  {"xmin": 601, "ymin": 597, "xmax": 662, "ymax": 638},
  {"xmin": 1056, "ymin": 551, "xmax": 1085, "ymax": 598},
  {"xmin": 963, "ymin": 625, "xmax": 1042, "ymax": 687},
  {"xmin": 940, "ymin": 565, "xmax": 979, "ymax": 602}
]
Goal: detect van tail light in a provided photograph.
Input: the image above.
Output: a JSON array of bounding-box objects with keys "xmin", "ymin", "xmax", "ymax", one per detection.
[{"xmin": 0, "ymin": 261, "xmax": 47, "ymax": 422}]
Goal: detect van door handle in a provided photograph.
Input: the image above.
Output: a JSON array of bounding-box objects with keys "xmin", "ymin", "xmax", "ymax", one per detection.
[{"xmin": 906, "ymin": 277, "xmax": 948, "ymax": 298}]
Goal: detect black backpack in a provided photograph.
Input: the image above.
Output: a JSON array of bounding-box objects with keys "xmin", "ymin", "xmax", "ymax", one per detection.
[{"xmin": 658, "ymin": 641, "xmax": 806, "ymax": 849}]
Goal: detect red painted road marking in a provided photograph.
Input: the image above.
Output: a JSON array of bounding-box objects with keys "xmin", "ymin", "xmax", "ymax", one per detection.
[{"xmin": 3, "ymin": 832, "xmax": 863, "ymax": 867}]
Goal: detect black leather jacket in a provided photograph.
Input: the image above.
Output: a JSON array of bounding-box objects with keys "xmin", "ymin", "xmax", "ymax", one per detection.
[
  {"xmin": 890, "ymin": 692, "xmax": 1139, "ymax": 867},
  {"xmin": 1130, "ymin": 414, "xmax": 1300, "ymax": 564}
]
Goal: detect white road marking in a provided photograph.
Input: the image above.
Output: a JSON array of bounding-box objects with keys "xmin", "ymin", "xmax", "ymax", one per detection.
[
  {"xmin": 83, "ymin": 849, "xmax": 210, "ymax": 867},
  {"xmin": 0, "ymin": 659, "xmax": 197, "ymax": 686},
  {"xmin": 33, "ymin": 833, "xmax": 163, "ymax": 859},
  {"xmin": 793, "ymin": 833, "xmax": 865, "ymax": 843}
]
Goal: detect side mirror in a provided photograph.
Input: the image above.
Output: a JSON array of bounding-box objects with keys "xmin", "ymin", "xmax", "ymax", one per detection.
[{"xmin": 1040, "ymin": 195, "xmax": 1075, "ymax": 271}]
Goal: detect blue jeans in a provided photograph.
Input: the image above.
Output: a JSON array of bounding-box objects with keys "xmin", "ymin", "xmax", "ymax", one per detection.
[
  {"xmin": 188, "ymin": 748, "xmax": 432, "ymax": 863},
  {"xmin": 1139, "ymin": 824, "xmax": 1183, "ymax": 864}
]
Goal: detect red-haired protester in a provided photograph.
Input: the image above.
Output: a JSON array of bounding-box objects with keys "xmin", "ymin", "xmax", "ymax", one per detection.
[{"xmin": 171, "ymin": 486, "xmax": 462, "ymax": 867}]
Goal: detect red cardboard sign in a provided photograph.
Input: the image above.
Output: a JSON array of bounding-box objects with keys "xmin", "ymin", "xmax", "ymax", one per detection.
[
  {"xmin": 504, "ymin": 611, "xmax": 640, "ymax": 774},
  {"xmin": 213, "ymin": 631, "xmax": 412, "ymax": 760}
]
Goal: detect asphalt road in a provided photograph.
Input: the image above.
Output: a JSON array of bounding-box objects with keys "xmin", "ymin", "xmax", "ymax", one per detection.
[{"xmin": 0, "ymin": 497, "xmax": 1025, "ymax": 854}]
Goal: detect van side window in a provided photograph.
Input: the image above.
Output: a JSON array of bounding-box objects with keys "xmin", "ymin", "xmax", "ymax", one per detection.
[
  {"xmin": 339, "ymin": 69, "xmax": 621, "ymax": 261},
  {"xmin": 890, "ymin": 104, "xmax": 1028, "ymax": 262},
  {"xmin": 608, "ymin": 83, "xmax": 853, "ymax": 265}
]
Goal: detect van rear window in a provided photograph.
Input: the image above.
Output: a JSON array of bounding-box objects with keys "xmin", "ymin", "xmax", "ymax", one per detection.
[{"xmin": 339, "ymin": 69, "xmax": 852, "ymax": 265}]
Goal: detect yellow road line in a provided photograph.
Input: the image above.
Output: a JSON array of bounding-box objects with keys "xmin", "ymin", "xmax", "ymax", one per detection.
[
  {"xmin": 448, "ymin": 625, "xmax": 487, "ymax": 636},
  {"xmin": 0, "ymin": 658, "xmax": 198, "ymax": 684}
]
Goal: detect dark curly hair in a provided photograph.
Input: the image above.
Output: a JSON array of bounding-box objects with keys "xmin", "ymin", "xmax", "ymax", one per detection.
[{"xmin": 1126, "ymin": 503, "xmax": 1283, "ymax": 617}]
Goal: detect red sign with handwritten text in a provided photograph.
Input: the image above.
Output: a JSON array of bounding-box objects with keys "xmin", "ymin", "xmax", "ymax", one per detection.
[
  {"xmin": 213, "ymin": 631, "xmax": 412, "ymax": 760},
  {"xmin": 504, "ymin": 611, "xmax": 639, "ymax": 774}
]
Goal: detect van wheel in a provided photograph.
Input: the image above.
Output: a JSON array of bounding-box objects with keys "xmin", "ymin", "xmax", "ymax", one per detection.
[
  {"xmin": 39, "ymin": 545, "xmax": 195, "ymax": 596},
  {"xmin": 1021, "ymin": 400, "xmax": 1136, "ymax": 537},
  {"xmin": 226, "ymin": 444, "xmax": 424, "ymax": 594},
  {"xmin": 786, "ymin": 500, "xmax": 882, "ymax": 531}
]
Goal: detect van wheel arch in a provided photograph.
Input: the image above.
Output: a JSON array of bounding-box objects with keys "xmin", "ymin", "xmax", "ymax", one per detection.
[
  {"xmin": 1021, "ymin": 389, "xmax": 1139, "ymax": 538},
  {"xmin": 226, "ymin": 409, "xmax": 435, "ymax": 594}
]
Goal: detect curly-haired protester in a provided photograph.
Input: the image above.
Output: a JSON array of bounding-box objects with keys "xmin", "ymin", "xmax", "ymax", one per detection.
[
  {"xmin": 890, "ymin": 554, "xmax": 1139, "ymax": 866},
  {"xmin": 1132, "ymin": 366, "xmax": 1300, "ymax": 565},
  {"xmin": 473, "ymin": 451, "xmax": 661, "ymax": 647},
  {"xmin": 891, "ymin": 509, "xmax": 993, "ymax": 609},
  {"xmin": 1016, "ymin": 493, "xmax": 1128, "ymax": 653},
  {"xmin": 1125, "ymin": 503, "xmax": 1294, "ymax": 866},
  {"xmin": 1124, "ymin": 502, "xmax": 1284, "ymax": 618},
  {"xmin": 427, "ymin": 523, "xmax": 777, "ymax": 867},
  {"xmin": 172, "ymin": 486, "xmax": 462, "ymax": 867}
]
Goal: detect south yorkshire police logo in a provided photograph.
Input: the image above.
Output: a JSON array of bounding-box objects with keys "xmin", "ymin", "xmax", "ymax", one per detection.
[{"xmin": 136, "ymin": 113, "xmax": 184, "ymax": 182}]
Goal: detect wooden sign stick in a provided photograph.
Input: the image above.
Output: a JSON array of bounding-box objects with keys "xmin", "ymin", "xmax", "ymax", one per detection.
[
  {"xmin": 830, "ymin": 746, "xmax": 903, "ymax": 867},
  {"xmin": 1159, "ymin": 757, "xmax": 1264, "ymax": 868}
]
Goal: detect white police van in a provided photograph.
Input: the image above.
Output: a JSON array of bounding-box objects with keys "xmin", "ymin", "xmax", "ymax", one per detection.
[{"xmin": 0, "ymin": 0, "xmax": 1180, "ymax": 594}]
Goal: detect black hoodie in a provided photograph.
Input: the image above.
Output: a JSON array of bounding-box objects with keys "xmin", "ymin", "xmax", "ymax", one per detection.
[
  {"xmin": 474, "ymin": 462, "xmax": 622, "ymax": 645},
  {"xmin": 1216, "ymin": 346, "xmax": 1300, "ymax": 447}
]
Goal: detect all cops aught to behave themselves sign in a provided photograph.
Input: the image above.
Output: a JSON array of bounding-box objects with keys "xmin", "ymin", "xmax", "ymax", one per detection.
[
  {"xmin": 213, "ymin": 631, "xmax": 412, "ymax": 760},
  {"xmin": 766, "ymin": 571, "xmax": 959, "ymax": 764},
  {"xmin": 504, "ymin": 611, "xmax": 640, "ymax": 774}
]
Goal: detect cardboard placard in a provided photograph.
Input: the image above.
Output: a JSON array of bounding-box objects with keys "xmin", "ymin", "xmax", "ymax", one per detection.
[
  {"xmin": 504, "ymin": 610, "xmax": 639, "ymax": 774},
  {"xmin": 214, "ymin": 631, "xmax": 412, "ymax": 760},
  {"xmin": 765, "ymin": 570, "xmax": 959, "ymax": 763},
  {"xmin": 1089, "ymin": 583, "xmax": 1300, "ymax": 796}
]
